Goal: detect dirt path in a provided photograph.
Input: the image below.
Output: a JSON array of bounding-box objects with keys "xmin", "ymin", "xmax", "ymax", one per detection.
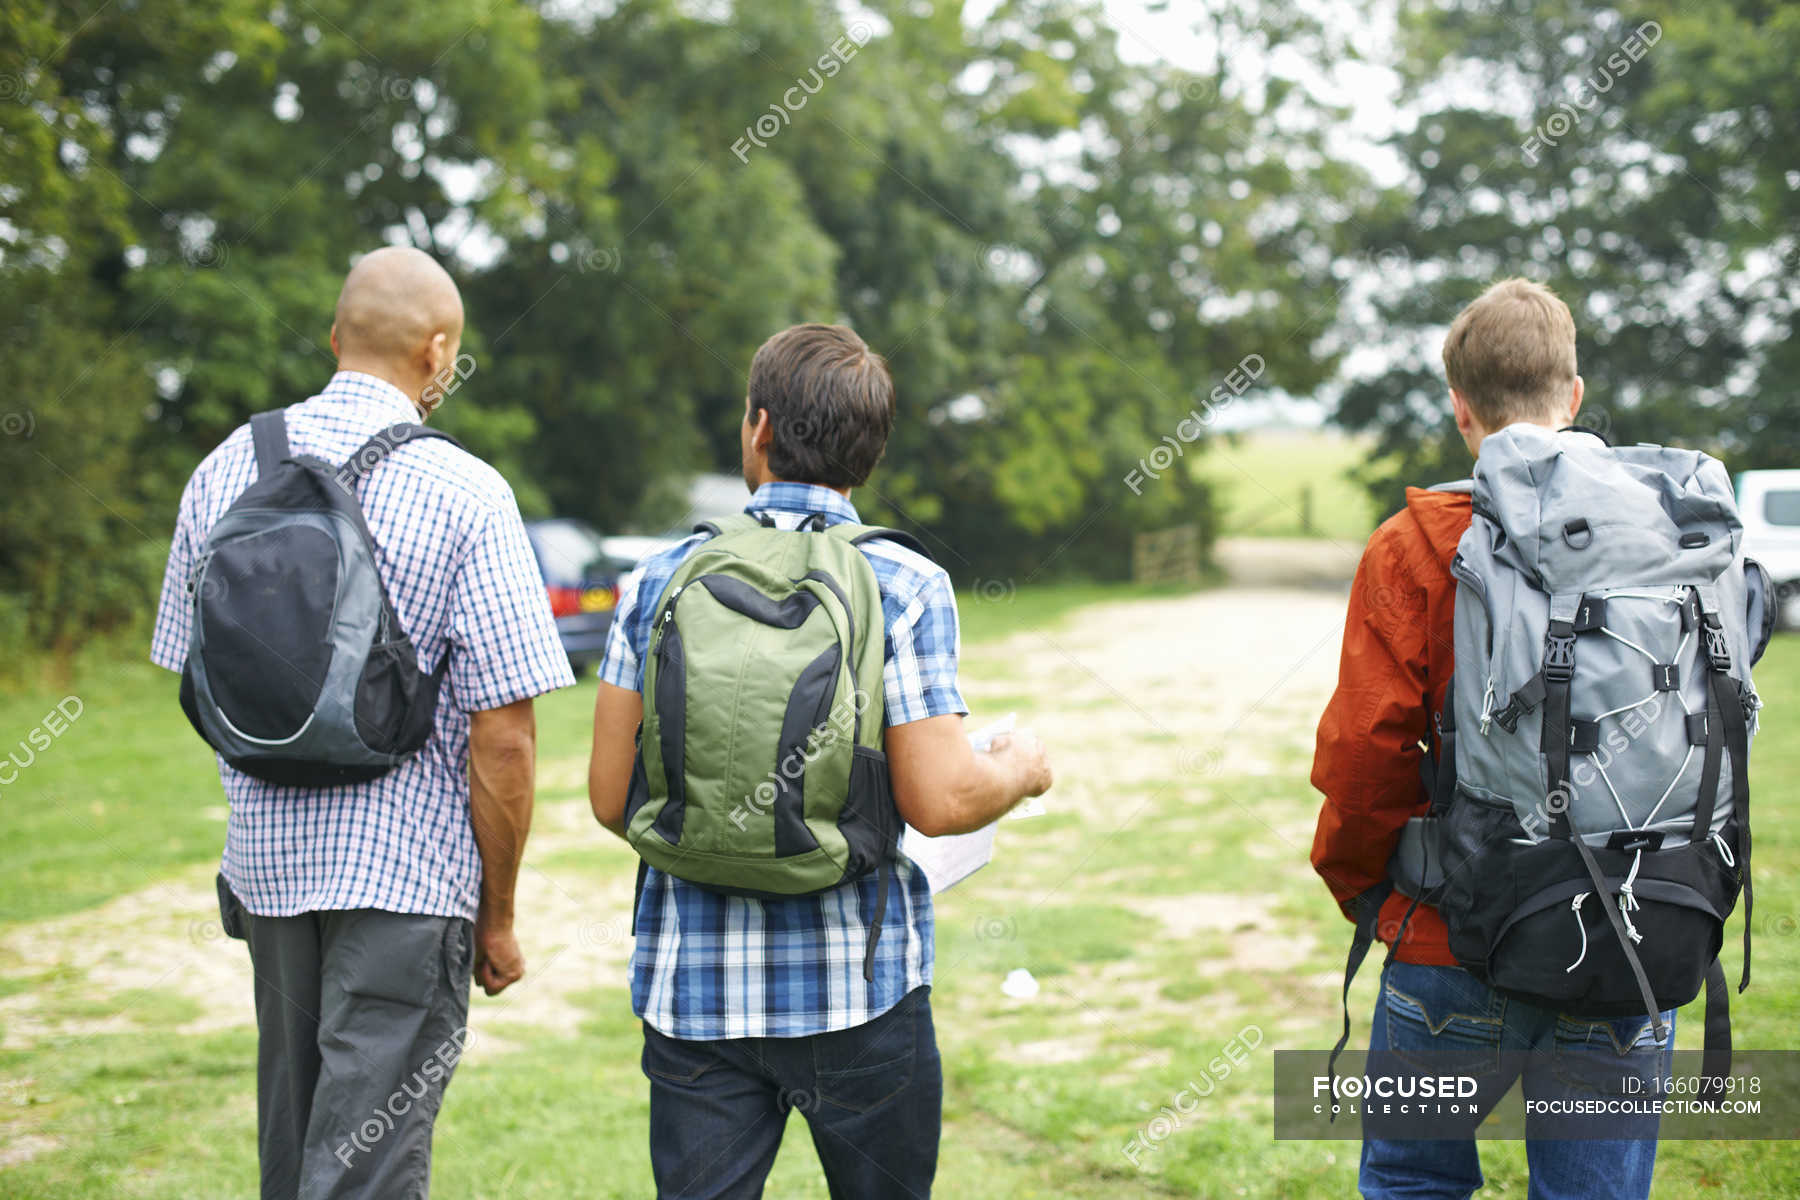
[
  {"xmin": 0, "ymin": 567, "xmax": 1353, "ymax": 1072},
  {"xmin": 961, "ymin": 561, "xmax": 1351, "ymax": 836}
]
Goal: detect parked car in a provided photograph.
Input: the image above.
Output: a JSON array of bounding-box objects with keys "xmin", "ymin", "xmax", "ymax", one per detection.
[
  {"xmin": 1737, "ymin": 469, "xmax": 1800, "ymax": 630},
  {"xmin": 523, "ymin": 518, "xmax": 625, "ymax": 675}
]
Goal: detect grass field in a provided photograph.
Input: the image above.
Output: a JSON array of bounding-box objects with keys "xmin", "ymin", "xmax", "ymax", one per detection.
[
  {"xmin": 1, "ymin": 585, "xmax": 1796, "ymax": 1197},
  {"xmin": 1202, "ymin": 428, "xmax": 1383, "ymax": 542}
]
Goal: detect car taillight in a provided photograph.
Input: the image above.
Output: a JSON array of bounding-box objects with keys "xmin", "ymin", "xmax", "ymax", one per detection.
[{"xmin": 547, "ymin": 585, "xmax": 582, "ymax": 618}]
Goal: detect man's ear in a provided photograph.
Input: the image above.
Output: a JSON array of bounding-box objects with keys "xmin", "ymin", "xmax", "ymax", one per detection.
[
  {"xmin": 1451, "ymin": 388, "xmax": 1479, "ymax": 440},
  {"xmin": 329, "ymin": 323, "xmax": 340, "ymax": 359},
  {"xmin": 1567, "ymin": 375, "xmax": 1584, "ymax": 425},
  {"xmin": 422, "ymin": 330, "xmax": 450, "ymax": 380},
  {"xmin": 748, "ymin": 405, "xmax": 774, "ymax": 452}
]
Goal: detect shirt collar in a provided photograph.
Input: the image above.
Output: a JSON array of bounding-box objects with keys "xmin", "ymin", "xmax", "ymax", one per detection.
[
  {"xmin": 748, "ymin": 481, "xmax": 861, "ymax": 525},
  {"xmin": 319, "ymin": 370, "xmax": 423, "ymax": 426}
]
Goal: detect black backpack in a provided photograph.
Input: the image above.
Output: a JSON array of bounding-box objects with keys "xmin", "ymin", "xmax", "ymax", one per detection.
[{"xmin": 179, "ymin": 410, "xmax": 459, "ymax": 787}]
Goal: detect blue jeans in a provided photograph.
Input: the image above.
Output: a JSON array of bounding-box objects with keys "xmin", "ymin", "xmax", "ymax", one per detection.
[
  {"xmin": 641, "ymin": 985, "xmax": 941, "ymax": 1199},
  {"xmin": 1360, "ymin": 962, "xmax": 1674, "ymax": 1200}
]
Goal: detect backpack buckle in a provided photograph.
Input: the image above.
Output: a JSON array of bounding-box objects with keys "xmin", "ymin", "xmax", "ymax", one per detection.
[
  {"xmin": 1544, "ymin": 632, "xmax": 1577, "ymax": 683},
  {"xmin": 1492, "ymin": 701, "xmax": 1523, "ymax": 734},
  {"xmin": 1492, "ymin": 672, "xmax": 1547, "ymax": 734},
  {"xmin": 1703, "ymin": 627, "xmax": 1732, "ymax": 673}
]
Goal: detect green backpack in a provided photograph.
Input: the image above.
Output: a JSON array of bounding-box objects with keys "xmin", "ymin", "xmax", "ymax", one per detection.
[{"xmin": 624, "ymin": 512, "xmax": 930, "ymax": 977}]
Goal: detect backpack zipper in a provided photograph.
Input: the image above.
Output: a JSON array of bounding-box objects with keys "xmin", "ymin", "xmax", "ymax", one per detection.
[
  {"xmin": 1449, "ymin": 552, "xmax": 1500, "ymax": 732},
  {"xmin": 651, "ymin": 585, "xmax": 684, "ymax": 655},
  {"xmin": 187, "ymin": 550, "xmax": 215, "ymax": 598},
  {"xmin": 1448, "ymin": 553, "xmax": 1492, "ymax": 649}
]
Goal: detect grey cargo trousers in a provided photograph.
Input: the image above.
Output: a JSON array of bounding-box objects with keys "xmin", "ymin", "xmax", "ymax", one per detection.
[{"xmin": 218, "ymin": 874, "xmax": 474, "ymax": 1200}]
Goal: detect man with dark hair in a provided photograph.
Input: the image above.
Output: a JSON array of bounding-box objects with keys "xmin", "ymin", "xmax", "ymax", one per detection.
[
  {"xmin": 588, "ymin": 322, "xmax": 1052, "ymax": 1198},
  {"xmin": 746, "ymin": 322, "xmax": 895, "ymax": 487},
  {"xmin": 1311, "ymin": 278, "xmax": 1675, "ymax": 1199}
]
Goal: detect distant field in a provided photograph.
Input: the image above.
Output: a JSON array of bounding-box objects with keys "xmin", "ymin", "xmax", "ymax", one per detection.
[{"xmin": 1200, "ymin": 428, "xmax": 1382, "ymax": 543}]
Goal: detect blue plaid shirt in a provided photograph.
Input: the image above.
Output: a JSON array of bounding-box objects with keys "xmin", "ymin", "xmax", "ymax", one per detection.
[
  {"xmin": 600, "ymin": 482, "xmax": 966, "ymax": 1038},
  {"xmin": 151, "ymin": 371, "xmax": 575, "ymax": 921}
]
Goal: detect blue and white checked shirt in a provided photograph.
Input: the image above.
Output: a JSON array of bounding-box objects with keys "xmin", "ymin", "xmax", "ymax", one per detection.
[
  {"xmin": 151, "ymin": 371, "xmax": 575, "ymax": 922},
  {"xmin": 600, "ymin": 482, "xmax": 967, "ymax": 1039}
]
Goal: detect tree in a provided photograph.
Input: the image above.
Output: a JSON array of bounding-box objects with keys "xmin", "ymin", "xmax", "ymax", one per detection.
[
  {"xmin": 710, "ymin": 0, "xmax": 1374, "ymax": 576},
  {"xmin": 1334, "ymin": 0, "xmax": 1796, "ymax": 511},
  {"xmin": 5, "ymin": 0, "xmax": 1381, "ymax": 659},
  {"xmin": 1641, "ymin": 1, "xmax": 1800, "ymax": 467}
]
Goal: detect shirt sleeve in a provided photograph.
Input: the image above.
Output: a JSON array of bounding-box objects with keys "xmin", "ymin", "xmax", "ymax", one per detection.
[
  {"xmin": 883, "ymin": 568, "xmax": 968, "ymax": 725},
  {"xmin": 596, "ymin": 536, "xmax": 708, "ymax": 692},
  {"xmin": 596, "ymin": 563, "xmax": 649, "ymax": 692},
  {"xmin": 149, "ymin": 474, "xmax": 202, "ymax": 672},
  {"xmin": 1309, "ymin": 526, "xmax": 1432, "ymax": 919},
  {"xmin": 446, "ymin": 502, "xmax": 576, "ymax": 711}
]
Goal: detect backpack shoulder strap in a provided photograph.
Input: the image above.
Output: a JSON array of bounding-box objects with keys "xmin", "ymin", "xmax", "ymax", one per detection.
[
  {"xmin": 336, "ymin": 423, "xmax": 464, "ymax": 489},
  {"xmin": 1327, "ymin": 880, "xmax": 1398, "ymax": 1121},
  {"xmin": 695, "ymin": 512, "xmax": 771, "ymax": 538},
  {"xmin": 1559, "ymin": 422, "xmax": 1613, "ymax": 446},
  {"xmin": 249, "ymin": 410, "xmax": 291, "ymax": 480},
  {"xmin": 827, "ymin": 523, "xmax": 936, "ymax": 563},
  {"xmin": 1745, "ymin": 558, "xmax": 1777, "ymax": 668}
]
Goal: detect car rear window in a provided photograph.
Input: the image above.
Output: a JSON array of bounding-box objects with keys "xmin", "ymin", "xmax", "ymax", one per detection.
[{"xmin": 1765, "ymin": 490, "xmax": 1800, "ymax": 527}]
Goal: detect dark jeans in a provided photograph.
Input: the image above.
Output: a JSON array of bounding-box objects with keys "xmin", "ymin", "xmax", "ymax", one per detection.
[
  {"xmin": 218, "ymin": 875, "xmax": 474, "ymax": 1200},
  {"xmin": 1361, "ymin": 961, "xmax": 1674, "ymax": 1200},
  {"xmin": 641, "ymin": 985, "xmax": 942, "ymax": 1199}
]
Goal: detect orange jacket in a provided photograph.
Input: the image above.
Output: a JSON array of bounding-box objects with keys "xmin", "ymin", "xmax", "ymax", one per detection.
[{"xmin": 1310, "ymin": 486, "xmax": 1472, "ymax": 965}]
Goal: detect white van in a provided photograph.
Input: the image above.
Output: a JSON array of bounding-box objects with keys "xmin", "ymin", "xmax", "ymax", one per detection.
[{"xmin": 1738, "ymin": 470, "xmax": 1800, "ymax": 629}]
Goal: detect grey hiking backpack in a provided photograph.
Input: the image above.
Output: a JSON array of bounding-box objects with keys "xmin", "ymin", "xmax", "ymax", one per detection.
[
  {"xmin": 179, "ymin": 410, "xmax": 459, "ymax": 787},
  {"xmin": 1333, "ymin": 425, "xmax": 1774, "ymax": 1099}
]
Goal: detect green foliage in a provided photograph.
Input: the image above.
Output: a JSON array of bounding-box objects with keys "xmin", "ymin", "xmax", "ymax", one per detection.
[
  {"xmin": 0, "ymin": 282, "xmax": 170, "ymax": 655},
  {"xmin": 10, "ymin": 0, "xmax": 1795, "ymax": 646},
  {"xmin": 1334, "ymin": 0, "xmax": 1800, "ymax": 513},
  {"xmin": 9, "ymin": 0, "xmax": 1370, "ymax": 651}
]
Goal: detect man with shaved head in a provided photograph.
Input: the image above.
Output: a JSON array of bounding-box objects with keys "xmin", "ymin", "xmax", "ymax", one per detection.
[
  {"xmin": 332, "ymin": 246, "xmax": 466, "ymax": 400},
  {"xmin": 152, "ymin": 245, "xmax": 573, "ymax": 1198}
]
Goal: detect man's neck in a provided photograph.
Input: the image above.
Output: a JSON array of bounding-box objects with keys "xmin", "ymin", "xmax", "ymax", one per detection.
[
  {"xmin": 758, "ymin": 474, "xmax": 852, "ymax": 499},
  {"xmin": 335, "ymin": 360, "xmax": 426, "ymax": 416},
  {"xmin": 1469, "ymin": 416, "xmax": 1570, "ymax": 457}
]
